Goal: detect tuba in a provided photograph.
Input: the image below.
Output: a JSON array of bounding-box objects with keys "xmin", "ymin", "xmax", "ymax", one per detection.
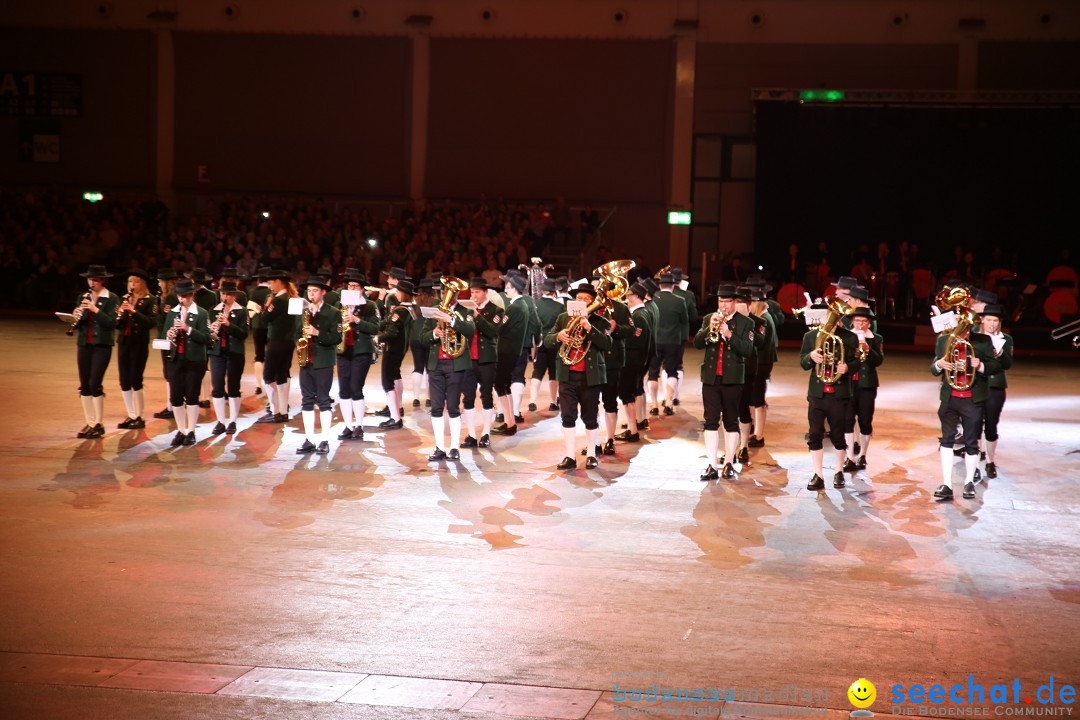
[
  {"xmin": 814, "ymin": 295, "xmax": 854, "ymax": 384},
  {"xmin": 936, "ymin": 286, "xmax": 978, "ymax": 391},
  {"xmin": 436, "ymin": 276, "xmax": 470, "ymax": 358},
  {"xmin": 296, "ymin": 306, "xmax": 312, "ymax": 368},
  {"xmin": 558, "ymin": 259, "xmax": 635, "ymax": 366}
]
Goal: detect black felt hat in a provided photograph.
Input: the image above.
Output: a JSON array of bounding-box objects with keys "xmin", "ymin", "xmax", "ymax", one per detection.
[
  {"xmin": 80, "ymin": 264, "xmax": 113, "ymax": 279},
  {"xmin": 716, "ymin": 284, "xmax": 738, "ymax": 299}
]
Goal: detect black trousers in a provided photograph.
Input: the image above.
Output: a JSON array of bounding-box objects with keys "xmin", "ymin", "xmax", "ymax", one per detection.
[
  {"xmin": 160, "ymin": 349, "xmax": 171, "ymax": 381},
  {"xmin": 618, "ymin": 362, "xmax": 643, "ymax": 405},
  {"xmin": 210, "ymin": 352, "xmax": 245, "ymax": 398},
  {"xmin": 739, "ymin": 369, "xmax": 756, "ymax": 423},
  {"xmin": 703, "ymin": 383, "xmax": 742, "ymax": 432},
  {"xmin": 429, "ymin": 359, "xmax": 463, "ymax": 418},
  {"xmin": 77, "ymin": 345, "xmax": 112, "ymax": 397},
  {"xmin": 981, "ymin": 388, "xmax": 1006, "ymax": 442},
  {"xmin": 601, "ymin": 366, "xmax": 622, "ymax": 413},
  {"xmin": 559, "ymin": 371, "xmax": 601, "ymax": 430},
  {"xmin": 750, "ymin": 363, "xmax": 772, "ymax": 406},
  {"xmin": 337, "ymin": 351, "xmax": 374, "ymax": 400},
  {"xmin": 252, "ymin": 327, "xmax": 268, "ymax": 363},
  {"xmin": 532, "ymin": 346, "xmax": 557, "ymax": 381},
  {"xmin": 675, "ymin": 343, "xmax": 685, "ymax": 373},
  {"xmin": 512, "ymin": 348, "xmax": 529, "ymax": 384},
  {"xmin": 411, "ymin": 341, "xmax": 430, "ymax": 374},
  {"xmin": 495, "ymin": 352, "xmax": 519, "ymax": 396},
  {"xmin": 264, "ymin": 339, "xmax": 293, "ymax": 385},
  {"xmin": 462, "ymin": 362, "xmax": 496, "ymax": 410},
  {"xmin": 300, "ymin": 365, "xmax": 334, "ymax": 412},
  {"xmin": 843, "ymin": 386, "xmax": 877, "ymax": 435},
  {"xmin": 807, "ymin": 393, "xmax": 849, "ymax": 451},
  {"xmin": 168, "ymin": 358, "xmax": 205, "ymax": 407},
  {"xmin": 381, "ymin": 351, "xmax": 404, "ymax": 392},
  {"xmin": 648, "ymin": 344, "xmax": 680, "ymax": 380},
  {"xmin": 117, "ymin": 339, "xmax": 149, "ymax": 391},
  {"xmin": 939, "ymin": 394, "xmax": 983, "ymax": 455}
]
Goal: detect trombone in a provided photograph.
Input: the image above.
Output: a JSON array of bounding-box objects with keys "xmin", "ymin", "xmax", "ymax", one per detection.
[{"xmin": 1051, "ymin": 317, "xmax": 1080, "ymax": 348}]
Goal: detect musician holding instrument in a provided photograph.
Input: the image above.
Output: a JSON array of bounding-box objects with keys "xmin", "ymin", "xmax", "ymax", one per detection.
[
  {"xmin": 492, "ymin": 274, "xmax": 529, "ymax": 437},
  {"xmin": 544, "ymin": 282, "xmax": 613, "ymax": 471},
  {"xmin": 421, "ymin": 277, "xmax": 475, "ymax": 461},
  {"xmin": 295, "ymin": 276, "xmax": 342, "ymax": 454},
  {"xmin": 256, "ymin": 269, "xmax": 298, "ymax": 425},
  {"xmin": 460, "ymin": 278, "xmax": 503, "ymax": 448},
  {"xmin": 614, "ymin": 282, "xmax": 654, "ymax": 444},
  {"xmin": 841, "ymin": 306, "xmax": 883, "ymax": 473},
  {"xmin": 746, "ymin": 288, "xmax": 777, "ymax": 449},
  {"xmin": 72, "ymin": 265, "xmax": 120, "ymax": 439},
  {"xmin": 694, "ymin": 285, "xmax": 755, "ymax": 481},
  {"xmin": 189, "ymin": 268, "xmax": 218, "ymax": 409},
  {"xmin": 336, "ymin": 270, "xmax": 381, "ymax": 441},
  {"xmin": 595, "ymin": 262, "xmax": 635, "ymax": 457},
  {"xmin": 247, "ymin": 267, "xmax": 273, "ymax": 400},
  {"xmin": 160, "ymin": 278, "xmax": 211, "ymax": 447},
  {"xmin": 799, "ymin": 298, "xmax": 861, "ymax": 491},
  {"xmin": 976, "ymin": 304, "xmax": 1013, "ymax": 480},
  {"xmin": 207, "ymin": 280, "xmax": 249, "ymax": 436},
  {"xmin": 669, "ymin": 268, "xmax": 698, "ymax": 408},
  {"xmin": 152, "ymin": 269, "xmax": 179, "ymax": 421},
  {"xmin": 115, "ymin": 269, "xmax": 156, "ymax": 430},
  {"xmin": 374, "ymin": 280, "xmax": 416, "ymax": 430},
  {"xmin": 528, "ymin": 278, "xmax": 564, "ymax": 414},
  {"xmin": 648, "ymin": 272, "xmax": 689, "ymax": 417},
  {"xmin": 930, "ymin": 287, "xmax": 1001, "ymax": 501}
]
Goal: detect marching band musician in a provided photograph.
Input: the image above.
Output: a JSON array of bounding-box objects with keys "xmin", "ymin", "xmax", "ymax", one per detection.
[
  {"xmin": 842, "ymin": 307, "xmax": 883, "ymax": 472},
  {"xmin": 614, "ymin": 282, "xmax": 653, "ymax": 444},
  {"xmin": 217, "ymin": 267, "xmax": 250, "ymax": 307},
  {"xmin": 669, "ymin": 268, "xmax": 698, "ymax": 408},
  {"xmin": 161, "ymin": 278, "xmax": 210, "ymax": 447},
  {"xmin": 207, "ymin": 280, "xmax": 249, "ymax": 436},
  {"xmin": 248, "ymin": 267, "xmax": 273, "ymax": 400},
  {"xmin": 374, "ymin": 280, "xmax": 416, "ymax": 430},
  {"xmin": 976, "ymin": 304, "xmax": 1013, "ymax": 480},
  {"xmin": 382, "ymin": 266, "xmax": 408, "ymax": 315},
  {"xmin": 461, "ymin": 278, "xmax": 502, "ymax": 449},
  {"xmin": 746, "ymin": 287, "xmax": 777, "ymax": 449},
  {"xmin": 295, "ymin": 275, "xmax": 342, "ymax": 454},
  {"xmin": 256, "ymin": 269, "xmax": 298, "ymax": 425},
  {"xmin": 116, "ymin": 269, "xmax": 157, "ymax": 430},
  {"xmin": 492, "ymin": 274, "xmax": 529, "ymax": 436},
  {"xmin": 694, "ymin": 285, "xmax": 755, "ymax": 481},
  {"xmin": 73, "ymin": 265, "xmax": 120, "ymax": 439},
  {"xmin": 544, "ymin": 282, "xmax": 613, "ymax": 471},
  {"xmin": 410, "ymin": 278, "xmax": 436, "ymax": 408},
  {"xmin": 931, "ymin": 304, "xmax": 1000, "ymax": 501},
  {"xmin": 153, "ymin": 269, "xmax": 179, "ymax": 421},
  {"xmin": 508, "ymin": 269, "xmax": 542, "ymax": 423},
  {"xmin": 597, "ymin": 274, "xmax": 633, "ymax": 457},
  {"xmin": 734, "ymin": 286, "xmax": 767, "ymax": 467},
  {"xmin": 649, "ymin": 272, "xmax": 689, "ymax": 417},
  {"xmin": 336, "ymin": 270, "xmax": 380, "ymax": 441},
  {"xmin": 189, "ymin": 268, "xmax": 217, "ymax": 409},
  {"xmin": 800, "ymin": 303, "xmax": 861, "ymax": 491},
  {"xmin": 636, "ymin": 278, "xmax": 660, "ymax": 431},
  {"xmin": 422, "ymin": 284, "xmax": 476, "ymax": 461},
  {"xmin": 529, "ymin": 279, "xmax": 564, "ymax": 413}
]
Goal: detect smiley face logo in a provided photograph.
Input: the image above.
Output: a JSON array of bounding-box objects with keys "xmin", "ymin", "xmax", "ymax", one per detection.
[{"xmin": 848, "ymin": 678, "xmax": 876, "ymax": 709}]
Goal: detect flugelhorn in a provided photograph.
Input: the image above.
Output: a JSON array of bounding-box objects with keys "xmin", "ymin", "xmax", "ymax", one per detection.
[{"xmin": 707, "ymin": 310, "xmax": 735, "ymax": 344}]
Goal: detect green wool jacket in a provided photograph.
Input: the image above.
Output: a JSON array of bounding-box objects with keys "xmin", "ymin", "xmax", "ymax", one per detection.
[
  {"xmin": 543, "ymin": 311, "xmax": 613, "ymax": 386},
  {"xmin": 264, "ymin": 292, "xmax": 299, "ymax": 341},
  {"xmin": 116, "ymin": 295, "xmax": 158, "ymax": 344},
  {"xmin": 74, "ymin": 289, "xmax": 119, "ymax": 347},
  {"xmin": 652, "ymin": 291, "xmax": 689, "ymax": 346},
  {"xmin": 625, "ymin": 305, "xmax": 654, "ymax": 366},
  {"xmin": 853, "ymin": 333, "xmax": 884, "ymax": 389},
  {"xmin": 535, "ymin": 296, "xmax": 564, "ymax": 336},
  {"xmin": 297, "ymin": 303, "xmax": 343, "ymax": 370},
  {"xmin": 248, "ymin": 285, "xmax": 271, "ymax": 330},
  {"xmin": 519, "ymin": 294, "xmax": 542, "ymax": 346},
  {"xmin": 799, "ymin": 327, "xmax": 862, "ymax": 400},
  {"xmin": 600, "ymin": 300, "xmax": 633, "ymax": 370},
  {"xmin": 497, "ymin": 296, "xmax": 529, "ymax": 355},
  {"xmin": 420, "ymin": 306, "xmax": 477, "ymax": 372},
  {"xmin": 377, "ymin": 304, "xmax": 413, "ymax": 356},
  {"xmin": 672, "ymin": 287, "xmax": 698, "ymax": 341},
  {"xmin": 194, "ymin": 286, "xmax": 217, "ymax": 313},
  {"xmin": 156, "ymin": 292, "xmax": 179, "ymax": 334},
  {"xmin": 985, "ymin": 333, "xmax": 1013, "ymax": 390},
  {"xmin": 471, "ymin": 301, "xmax": 504, "ymax": 364},
  {"xmin": 757, "ymin": 312, "xmax": 778, "ymax": 365},
  {"xmin": 931, "ymin": 332, "xmax": 1000, "ymax": 404},
  {"xmin": 207, "ymin": 302, "xmax": 250, "ymax": 356},
  {"xmin": 693, "ymin": 312, "xmax": 755, "ymax": 385},
  {"xmin": 342, "ymin": 300, "xmax": 381, "ymax": 355},
  {"xmin": 745, "ymin": 313, "xmax": 769, "ymax": 375},
  {"xmin": 161, "ymin": 303, "xmax": 211, "ymax": 364}
]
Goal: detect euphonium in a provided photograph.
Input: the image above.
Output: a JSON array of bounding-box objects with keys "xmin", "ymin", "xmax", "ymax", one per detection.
[
  {"xmin": 814, "ymin": 295, "xmax": 854, "ymax": 384},
  {"xmin": 296, "ymin": 307, "xmax": 313, "ymax": 368},
  {"xmin": 558, "ymin": 260, "xmax": 635, "ymax": 366},
  {"xmin": 436, "ymin": 276, "xmax": 470, "ymax": 358},
  {"xmin": 938, "ymin": 287, "xmax": 979, "ymax": 391}
]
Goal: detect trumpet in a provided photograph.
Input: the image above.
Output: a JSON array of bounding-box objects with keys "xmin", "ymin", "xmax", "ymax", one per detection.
[
  {"xmin": 67, "ymin": 292, "xmax": 92, "ymax": 335},
  {"xmin": 707, "ymin": 310, "xmax": 734, "ymax": 344}
]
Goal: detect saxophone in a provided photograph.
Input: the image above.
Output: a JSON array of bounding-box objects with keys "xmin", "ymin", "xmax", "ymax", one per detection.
[
  {"xmin": 814, "ymin": 296, "xmax": 854, "ymax": 384},
  {"xmin": 337, "ymin": 302, "xmax": 350, "ymax": 355},
  {"xmin": 436, "ymin": 276, "xmax": 470, "ymax": 358},
  {"xmin": 558, "ymin": 260, "xmax": 635, "ymax": 366},
  {"xmin": 296, "ymin": 307, "xmax": 313, "ymax": 368}
]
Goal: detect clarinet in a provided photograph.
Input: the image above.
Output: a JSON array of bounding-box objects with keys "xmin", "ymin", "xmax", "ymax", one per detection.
[{"xmin": 67, "ymin": 292, "xmax": 92, "ymax": 336}]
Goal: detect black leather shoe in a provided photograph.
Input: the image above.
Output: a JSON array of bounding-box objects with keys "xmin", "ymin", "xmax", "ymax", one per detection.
[
  {"xmin": 198, "ymin": 400, "xmax": 210, "ymax": 409},
  {"xmin": 170, "ymin": 431, "xmax": 185, "ymax": 447},
  {"xmin": 87, "ymin": 424, "xmax": 105, "ymax": 439},
  {"xmin": 833, "ymin": 472, "xmax": 846, "ymax": 488},
  {"xmin": 663, "ymin": 405, "xmax": 674, "ymax": 416},
  {"xmin": 274, "ymin": 413, "xmax": 289, "ymax": 423},
  {"xmin": 614, "ymin": 430, "xmax": 639, "ymax": 442},
  {"xmin": 807, "ymin": 474, "xmax": 825, "ymax": 491},
  {"xmin": 375, "ymin": 406, "xmax": 390, "ymax": 417},
  {"xmin": 842, "ymin": 458, "xmax": 858, "ymax": 473},
  {"xmin": 349, "ymin": 427, "xmax": 364, "ymax": 441},
  {"xmin": 448, "ymin": 449, "xmax": 460, "ymax": 461},
  {"xmin": 225, "ymin": 422, "xmax": 236, "ymax": 434},
  {"xmin": 717, "ymin": 455, "xmax": 725, "ymax": 467},
  {"xmin": 548, "ymin": 403, "xmax": 559, "ymax": 412},
  {"xmin": 853, "ymin": 441, "xmax": 861, "ymax": 457},
  {"xmin": 460, "ymin": 435, "xmax": 478, "ymax": 448},
  {"xmin": 953, "ymin": 448, "xmax": 964, "ymax": 457},
  {"xmin": 425, "ymin": 399, "xmax": 431, "ymax": 407},
  {"xmin": 211, "ymin": 422, "xmax": 227, "ymax": 435},
  {"xmin": 986, "ymin": 462, "xmax": 997, "ymax": 478},
  {"xmin": 528, "ymin": 403, "xmax": 537, "ymax": 412},
  {"xmin": 973, "ymin": 468, "xmax": 982, "ymax": 482},
  {"xmin": 649, "ymin": 407, "xmax": 659, "ymax": 417},
  {"xmin": 962, "ymin": 481, "xmax": 976, "ymax": 499},
  {"xmin": 747, "ymin": 436, "xmax": 765, "ymax": 448},
  {"xmin": 255, "ymin": 412, "xmax": 277, "ymax": 424},
  {"xmin": 585, "ymin": 456, "xmax": 599, "ymax": 469},
  {"xmin": 580, "ymin": 444, "xmax": 600, "ymax": 457},
  {"xmin": 514, "ymin": 414, "xmax": 524, "ymax": 424},
  {"xmin": 856, "ymin": 455, "xmax": 867, "ymax": 470},
  {"xmin": 478, "ymin": 434, "xmax": 490, "ymax": 448},
  {"xmin": 495, "ymin": 413, "xmax": 505, "ymax": 423},
  {"xmin": 77, "ymin": 425, "xmax": 92, "ymax": 438},
  {"xmin": 377, "ymin": 418, "xmax": 403, "ymax": 429},
  {"xmin": 603, "ymin": 439, "xmax": 616, "ymax": 456},
  {"xmin": 672, "ymin": 398, "xmax": 680, "ymax": 406},
  {"xmin": 316, "ymin": 441, "xmax": 330, "ymax": 455},
  {"xmin": 491, "ymin": 423, "xmax": 517, "ymax": 436},
  {"xmin": 638, "ymin": 419, "xmax": 649, "ymax": 430},
  {"xmin": 933, "ymin": 484, "xmax": 954, "ymax": 500},
  {"xmin": 721, "ymin": 463, "xmax": 736, "ymax": 480},
  {"xmin": 118, "ymin": 417, "xmax": 134, "ymax": 429},
  {"xmin": 556, "ymin": 456, "xmax": 577, "ymax": 470},
  {"xmin": 254, "ymin": 387, "xmax": 263, "ymax": 395},
  {"xmin": 428, "ymin": 448, "xmax": 447, "ymax": 461},
  {"xmin": 296, "ymin": 439, "xmax": 316, "ymax": 454},
  {"xmin": 738, "ymin": 447, "xmax": 751, "ymax": 465},
  {"xmin": 183, "ymin": 431, "xmax": 196, "ymax": 446},
  {"xmin": 700, "ymin": 465, "xmax": 719, "ymax": 481},
  {"xmin": 339, "ymin": 427, "xmax": 354, "ymax": 440},
  {"xmin": 412, "ymin": 399, "xmax": 421, "ymax": 407},
  {"xmin": 129, "ymin": 417, "xmax": 145, "ymax": 429},
  {"xmin": 153, "ymin": 407, "xmax": 173, "ymax": 420},
  {"xmin": 979, "ymin": 451, "xmax": 986, "ymax": 461}
]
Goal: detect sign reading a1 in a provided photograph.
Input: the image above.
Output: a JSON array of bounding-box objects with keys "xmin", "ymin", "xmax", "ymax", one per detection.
[{"xmin": 668, "ymin": 211, "xmax": 692, "ymax": 226}]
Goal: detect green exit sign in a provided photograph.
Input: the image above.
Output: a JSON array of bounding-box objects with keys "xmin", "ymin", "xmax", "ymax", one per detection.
[
  {"xmin": 668, "ymin": 211, "xmax": 692, "ymax": 225},
  {"xmin": 799, "ymin": 90, "xmax": 846, "ymax": 103},
  {"xmin": 82, "ymin": 191, "xmax": 104, "ymax": 203}
]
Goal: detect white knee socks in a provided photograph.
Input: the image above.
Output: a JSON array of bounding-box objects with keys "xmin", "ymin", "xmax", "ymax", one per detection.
[
  {"xmin": 430, "ymin": 415, "xmax": 445, "ymax": 450},
  {"xmin": 228, "ymin": 397, "xmax": 241, "ymax": 425},
  {"xmin": 449, "ymin": 416, "xmax": 462, "ymax": 449},
  {"xmin": 939, "ymin": 446, "xmax": 954, "ymax": 486},
  {"xmin": 704, "ymin": 430, "xmax": 720, "ymax": 469},
  {"xmin": 319, "ymin": 410, "xmax": 333, "ymax": 444},
  {"xmin": 212, "ymin": 396, "xmax": 227, "ymax": 424},
  {"xmin": 121, "ymin": 389, "xmax": 135, "ymax": 419},
  {"xmin": 302, "ymin": 409, "xmax": 316, "ymax": 443},
  {"xmin": 563, "ymin": 427, "xmax": 576, "ymax": 460}
]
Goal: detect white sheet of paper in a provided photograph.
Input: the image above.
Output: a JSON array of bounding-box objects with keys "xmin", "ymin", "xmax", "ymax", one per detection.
[
  {"xmin": 458, "ymin": 299, "xmax": 477, "ymax": 310},
  {"xmin": 931, "ymin": 310, "xmax": 957, "ymax": 333},
  {"xmin": 151, "ymin": 339, "xmax": 171, "ymax": 350},
  {"xmin": 802, "ymin": 308, "xmax": 828, "ymax": 325},
  {"xmin": 566, "ymin": 300, "xmax": 587, "ymax": 317},
  {"xmin": 55, "ymin": 312, "xmax": 76, "ymax": 323},
  {"xmin": 288, "ymin": 297, "xmax": 306, "ymax": 315},
  {"xmin": 340, "ymin": 289, "xmax": 361, "ymax": 305},
  {"xmin": 419, "ymin": 306, "xmax": 440, "ymax": 319},
  {"xmin": 678, "ymin": 279, "xmax": 689, "ymax": 291}
]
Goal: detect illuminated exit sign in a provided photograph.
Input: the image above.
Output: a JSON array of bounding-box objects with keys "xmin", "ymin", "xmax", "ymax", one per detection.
[{"xmin": 668, "ymin": 211, "xmax": 692, "ymax": 225}]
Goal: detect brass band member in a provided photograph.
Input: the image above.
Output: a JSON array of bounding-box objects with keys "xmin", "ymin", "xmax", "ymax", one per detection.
[
  {"xmin": 597, "ymin": 276, "xmax": 633, "ymax": 456},
  {"xmin": 648, "ymin": 272, "xmax": 689, "ymax": 417},
  {"xmin": 800, "ymin": 302, "xmax": 861, "ymax": 491},
  {"xmin": 669, "ymin": 267, "xmax": 698, "ymax": 408},
  {"xmin": 73, "ymin": 265, "xmax": 120, "ymax": 439},
  {"xmin": 207, "ymin": 280, "xmax": 249, "ymax": 435},
  {"xmin": 161, "ymin": 278, "xmax": 210, "ymax": 446},
  {"xmin": 931, "ymin": 304, "xmax": 1000, "ymax": 501},
  {"xmin": 116, "ymin": 269, "xmax": 157, "ymax": 429},
  {"xmin": 492, "ymin": 274, "xmax": 529, "ymax": 436},
  {"xmin": 461, "ymin": 278, "xmax": 502, "ymax": 448},
  {"xmin": 336, "ymin": 270, "xmax": 380, "ymax": 441},
  {"xmin": 528, "ymin": 278, "xmax": 564, "ymax": 413},
  {"xmin": 375, "ymin": 280, "xmax": 416, "ymax": 430},
  {"xmin": 976, "ymin": 304, "xmax": 1012, "ymax": 480},
  {"xmin": 694, "ymin": 285, "xmax": 755, "ymax": 480},
  {"xmin": 257, "ymin": 269, "xmax": 298, "ymax": 424},
  {"xmin": 734, "ymin": 286, "xmax": 766, "ymax": 466},
  {"xmin": 746, "ymin": 287, "xmax": 777, "ymax": 448},
  {"xmin": 506, "ymin": 269, "xmax": 542, "ymax": 422},
  {"xmin": 189, "ymin": 268, "xmax": 217, "ymax": 409},
  {"xmin": 410, "ymin": 278, "xmax": 436, "ymax": 408},
  {"xmin": 841, "ymin": 307, "xmax": 883, "ymax": 472},
  {"xmin": 153, "ymin": 269, "xmax": 179, "ymax": 421},
  {"xmin": 423, "ymin": 281, "xmax": 476, "ymax": 461},
  {"xmin": 247, "ymin": 267, "xmax": 273, "ymax": 399},
  {"xmin": 544, "ymin": 282, "xmax": 613, "ymax": 470},
  {"xmin": 614, "ymin": 282, "xmax": 653, "ymax": 444},
  {"xmin": 296, "ymin": 276, "xmax": 342, "ymax": 454}
]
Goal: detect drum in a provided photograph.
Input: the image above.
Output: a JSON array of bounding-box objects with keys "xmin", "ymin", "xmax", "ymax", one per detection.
[
  {"xmin": 777, "ymin": 282, "xmax": 808, "ymax": 316},
  {"xmin": 1043, "ymin": 290, "xmax": 1079, "ymax": 325}
]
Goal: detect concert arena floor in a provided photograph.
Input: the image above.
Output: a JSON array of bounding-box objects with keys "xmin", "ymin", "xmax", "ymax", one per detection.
[{"xmin": 1, "ymin": 317, "xmax": 1078, "ymax": 719}]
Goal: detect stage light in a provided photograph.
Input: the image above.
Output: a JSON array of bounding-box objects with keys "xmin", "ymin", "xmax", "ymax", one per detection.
[
  {"xmin": 367, "ymin": 238, "xmax": 378, "ymax": 248},
  {"xmin": 261, "ymin": 211, "xmax": 270, "ymax": 219},
  {"xmin": 799, "ymin": 90, "xmax": 846, "ymax": 103}
]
